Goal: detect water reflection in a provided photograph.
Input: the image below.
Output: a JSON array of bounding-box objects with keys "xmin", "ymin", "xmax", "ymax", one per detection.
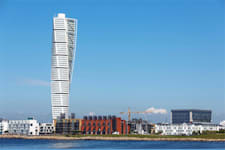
[
  {"xmin": 1, "ymin": 139, "xmax": 225, "ymax": 149},
  {"xmin": 49, "ymin": 141, "xmax": 79, "ymax": 149}
]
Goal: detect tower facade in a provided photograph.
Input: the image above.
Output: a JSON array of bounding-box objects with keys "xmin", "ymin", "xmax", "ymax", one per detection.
[{"xmin": 51, "ymin": 13, "xmax": 77, "ymax": 120}]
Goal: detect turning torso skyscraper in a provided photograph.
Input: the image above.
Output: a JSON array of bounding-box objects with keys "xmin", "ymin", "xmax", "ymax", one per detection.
[{"xmin": 51, "ymin": 13, "xmax": 78, "ymax": 120}]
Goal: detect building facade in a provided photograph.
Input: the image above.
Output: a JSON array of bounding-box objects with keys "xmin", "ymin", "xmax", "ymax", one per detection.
[
  {"xmin": 8, "ymin": 119, "xmax": 39, "ymax": 135},
  {"xmin": 171, "ymin": 109, "xmax": 211, "ymax": 124},
  {"xmin": 154, "ymin": 123, "xmax": 224, "ymax": 136},
  {"xmin": 81, "ymin": 116, "xmax": 129, "ymax": 135},
  {"xmin": 39, "ymin": 123, "xmax": 55, "ymax": 135},
  {"xmin": 53, "ymin": 113, "xmax": 81, "ymax": 135},
  {"xmin": 0, "ymin": 120, "xmax": 8, "ymax": 134},
  {"xmin": 129, "ymin": 118, "xmax": 153, "ymax": 135},
  {"xmin": 54, "ymin": 119, "xmax": 81, "ymax": 135},
  {"xmin": 51, "ymin": 13, "xmax": 78, "ymax": 120}
]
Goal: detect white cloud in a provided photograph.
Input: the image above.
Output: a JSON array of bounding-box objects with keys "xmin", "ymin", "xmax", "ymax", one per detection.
[
  {"xmin": 220, "ymin": 120, "xmax": 225, "ymax": 126},
  {"xmin": 145, "ymin": 107, "xmax": 167, "ymax": 114},
  {"xmin": 24, "ymin": 79, "xmax": 50, "ymax": 87}
]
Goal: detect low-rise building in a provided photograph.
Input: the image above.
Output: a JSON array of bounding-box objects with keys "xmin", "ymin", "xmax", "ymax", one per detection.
[
  {"xmin": 8, "ymin": 118, "xmax": 39, "ymax": 135},
  {"xmin": 0, "ymin": 120, "xmax": 9, "ymax": 134},
  {"xmin": 39, "ymin": 123, "xmax": 55, "ymax": 135},
  {"xmin": 54, "ymin": 119, "xmax": 81, "ymax": 135},
  {"xmin": 54, "ymin": 113, "xmax": 82, "ymax": 135},
  {"xmin": 155, "ymin": 123, "xmax": 224, "ymax": 136},
  {"xmin": 81, "ymin": 115, "xmax": 129, "ymax": 135},
  {"xmin": 129, "ymin": 118, "xmax": 153, "ymax": 135}
]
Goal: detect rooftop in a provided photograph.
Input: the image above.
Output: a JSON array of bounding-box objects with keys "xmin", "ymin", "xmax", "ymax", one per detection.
[
  {"xmin": 57, "ymin": 13, "xmax": 65, "ymax": 18},
  {"xmin": 171, "ymin": 109, "xmax": 211, "ymax": 112}
]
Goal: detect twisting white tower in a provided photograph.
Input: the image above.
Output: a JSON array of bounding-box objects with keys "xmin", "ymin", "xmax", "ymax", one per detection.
[{"xmin": 51, "ymin": 13, "xmax": 77, "ymax": 120}]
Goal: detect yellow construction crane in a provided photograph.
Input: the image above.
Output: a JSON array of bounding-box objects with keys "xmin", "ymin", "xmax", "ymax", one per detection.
[{"xmin": 120, "ymin": 107, "xmax": 146, "ymax": 121}]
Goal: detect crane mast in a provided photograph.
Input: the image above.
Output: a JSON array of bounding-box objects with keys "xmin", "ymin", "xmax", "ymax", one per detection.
[{"xmin": 120, "ymin": 107, "xmax": 147, "ymax": 121}]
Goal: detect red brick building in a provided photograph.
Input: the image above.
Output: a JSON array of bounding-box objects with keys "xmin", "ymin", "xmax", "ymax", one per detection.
[{"xmin": 81, "ymin": 116, "xmax": 129, "ymax": 135}]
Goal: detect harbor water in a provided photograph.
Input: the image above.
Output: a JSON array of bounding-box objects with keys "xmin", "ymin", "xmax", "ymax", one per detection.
[{"xmin": 0, "ymin": 138, "xmax": 225, "ymax": 149}]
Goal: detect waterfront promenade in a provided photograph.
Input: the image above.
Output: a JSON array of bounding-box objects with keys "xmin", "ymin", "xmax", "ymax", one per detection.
[{"xmin": 0, "ymin": 134, "xmax": 224, "ymax": 142}]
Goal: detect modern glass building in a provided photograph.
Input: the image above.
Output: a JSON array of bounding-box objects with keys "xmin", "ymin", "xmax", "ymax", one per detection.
[
  {"xmin": 171, "ymin": 109, "xmax": 212, "ymax": 124},
  {"xmin": 51, "ymin": 13, "xmax": 78, "ymax": 120}
]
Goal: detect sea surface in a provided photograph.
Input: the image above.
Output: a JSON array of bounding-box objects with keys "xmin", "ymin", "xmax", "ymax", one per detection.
[{"xmin": 0, "ymin": 138, "xmax": 225, "ymax": 149}]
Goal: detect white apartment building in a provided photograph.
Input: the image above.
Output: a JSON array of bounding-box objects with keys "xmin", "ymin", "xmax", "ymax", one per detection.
[
  {"xmin": 155, "ymin": 123, "xmax": 225, "ymax": 136},
  {"xmin": 39, "ymin": 123, "xmax": 55, "ymax": 135},
  {"xmin": 0, "ymin": 120, "xmax": 9, "ymax": 134},
  {"xmin": 51, "ymin": 13, "xmax": 78, "ymax": 120},
  {"xmin": 8, "ymin": 119, "xmax": 39, "ymax": 135}
]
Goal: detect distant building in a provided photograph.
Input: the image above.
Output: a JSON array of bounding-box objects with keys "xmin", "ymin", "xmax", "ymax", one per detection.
[
  {"xmin": 129, "ymin": 118, "xmax": 153, "ymax": 135},
  {"xmin": 8, "ymin": 118, "xmax": 39, "ymax": 135},
  {"xmin": 0, "ymin": 120, "xmax": 8, "ymax": 134},
  {"xmin": 54, "ymin": 113, "xmax": 82, "ymax": 135},
  {"xmin": 81, "ymin": 115, "xmax": 129, "ymax": 135},
  {"xmin": 155, "ymin": 123, "xmax": 225, "ymax": 136},
  {"xmin": 51, "ymin": 13, "xmax": 78, "ymax": 120},
  {"xmin": 171, "ymin": 109, "xmax": 211, "ymax": 124},
  {"xmin": 39, "ymin": 123, "xmax": 55, "ymax": 135}
]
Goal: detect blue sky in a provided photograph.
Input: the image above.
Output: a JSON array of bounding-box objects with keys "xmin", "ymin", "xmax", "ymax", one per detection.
[{"xmin": 0, "ymin": 0, "xmax": 224, "ymax": 123}]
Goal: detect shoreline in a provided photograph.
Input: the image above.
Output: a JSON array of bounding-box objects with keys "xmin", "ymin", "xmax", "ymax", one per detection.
[{"xmin": 0, "ymin": 135, "xmax": 225, "ymax": 142}]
